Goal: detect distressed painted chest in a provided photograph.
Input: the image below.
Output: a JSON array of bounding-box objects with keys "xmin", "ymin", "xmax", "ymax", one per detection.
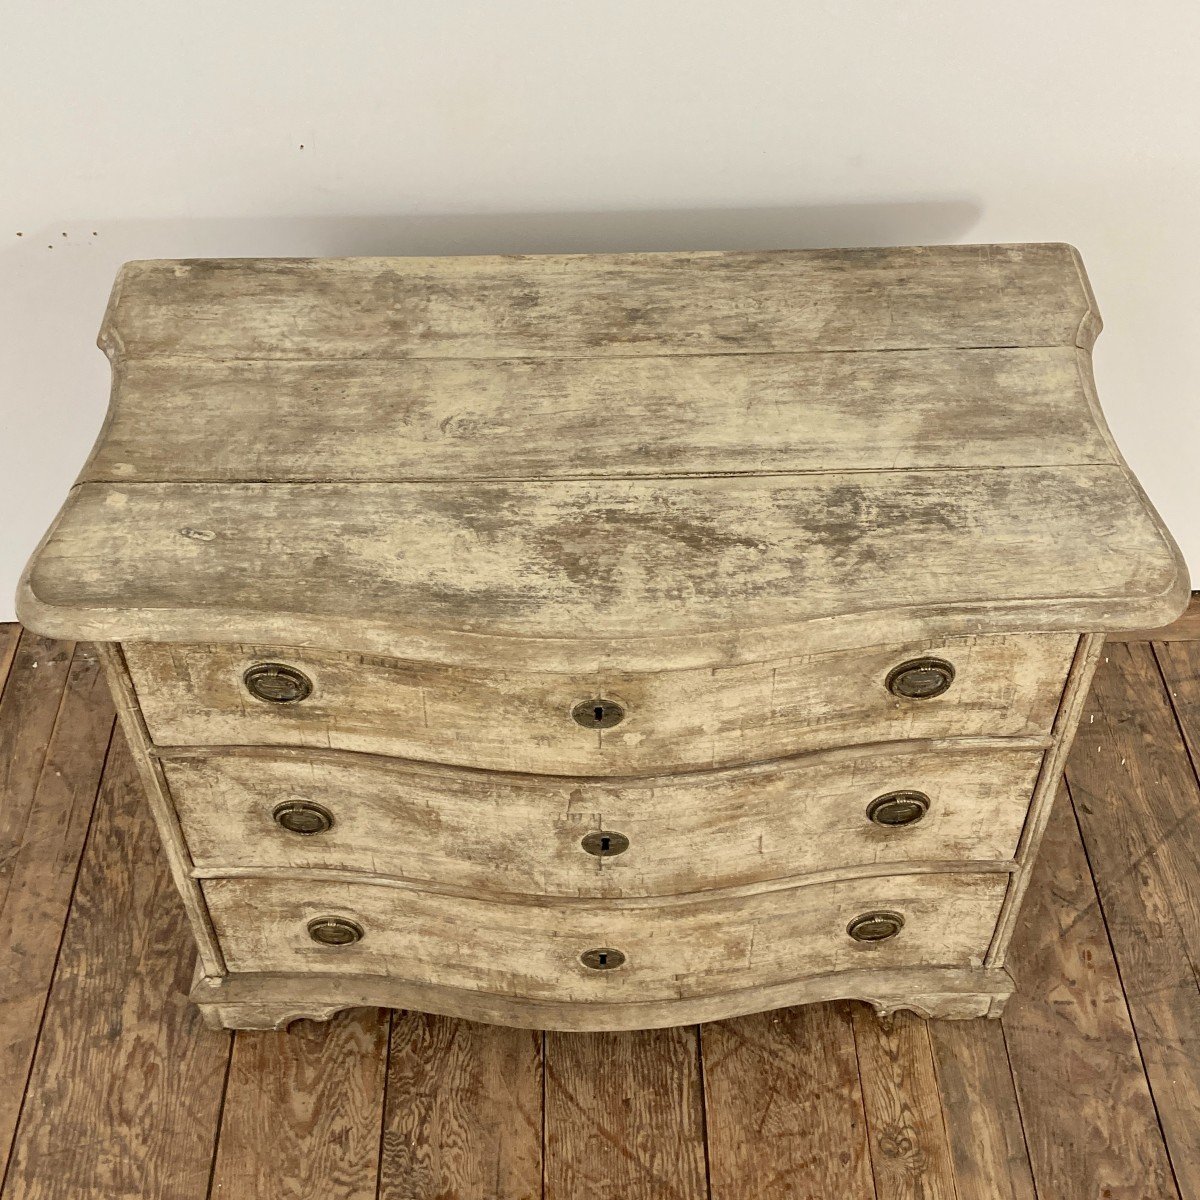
[{"xmin": 18, "ymin": 246, "xmax": 1188, "ymax": 1031}]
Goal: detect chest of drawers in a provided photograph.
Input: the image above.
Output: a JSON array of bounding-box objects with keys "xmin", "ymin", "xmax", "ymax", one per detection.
[{"xmin": 18, "ymin": 245, "xmax": 1188, "ymax": 1031}]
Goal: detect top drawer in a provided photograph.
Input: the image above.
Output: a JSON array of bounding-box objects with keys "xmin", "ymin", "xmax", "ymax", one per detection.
[{"xmin": 123, "ymin": 633, "xmax": 1076, "ymax": 775}]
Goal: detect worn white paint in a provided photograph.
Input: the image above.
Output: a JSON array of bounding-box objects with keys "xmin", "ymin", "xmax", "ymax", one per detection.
[{"xmin": 3, "ymin": 0, "xmax": 1199, "ymax": 617}]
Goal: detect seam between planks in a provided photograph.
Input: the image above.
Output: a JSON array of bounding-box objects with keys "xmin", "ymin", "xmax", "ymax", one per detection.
[
  {"xmin": 921, "ymin": 1020, "xmax": 963, "ymax": 1200},
  {"xmin": 995, "ymin": 1020, "xmax": 1041, "ymax": 1200},
  {"xmin": 77, "ymin": 461, "xmax": 1127, "ymax": 487},
  {"xmin": 694, "ymin": 1025, "xmax": 714, "ymax": 1200},
  {"xmin": 1151, "ymin": 640, "xmax": 1200, "ymax": 799},
  {"xmin": 1146, "ymin": 640, "xmax": 1200, "ymax": 998},
  {"xmin": 201, "ymin": 1029, "xmax": 236, "ymax": 1200},
  {"xmin": 846, "ymin": 1007, "xmax": 883, "ymax": 1200},
  {"xmin": 373, "ymin": 1008, "xmax": 394, "ymax": 1200},
  {"xmin": 540, "ymin": 1030, "xmax": 547, "ymax": 1200},
  {"xmin": 105, "ymin": 342, "xmax": 1081, "ymax": 366}
]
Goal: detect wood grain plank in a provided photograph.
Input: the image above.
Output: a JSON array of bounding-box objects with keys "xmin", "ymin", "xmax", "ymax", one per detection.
[
  {"xmin": 927, "ymin": 1019, "xmax": 1035, "ymax": 1200},
  {"xmin": 701, "ymin": 1002, "xmax": 874, "ymax": 1200},
  {"xmin": 380, "ymin": 1013, "xmax": 541, "ymax": 1200},
  {"xmin": 1, "ymin": 731, "xmax": 232, "ymax": 1200},
  {"xmin": 545, "ymin": 1026, "xmax": 707, "ymax": 1200},
  {"xmin": 1001, "ymin": 785, "xmax": 1179, "ymax": 1199},
  {"xmin": 21, "ymin": 469, "xmax": 1185, "ymax": 669},
  {"xmin": 0, "ymin": 644, "xmax": 115, "ymax": 1174},
  {"xmin": 852, "ymin": 1009, "xmax": 956, "ymax": 1200},
  {"xmin": 102, "ymin": 246, "xmax": 1094, "ymax": 362},
  {"xmin": 1112, "ymin": 593, "xmax": 1200, "ymax": 641},
  {"xmin": 1156, "ymin": 634, "xmax": 1200, "ymax": 766},
  {"xmin": 208, "ymin": 1009, "xmax": 389, "ymax": 1200},
  {"xmin": 83, "ymin": 347, "xmax": 1111, "ymax": 484},
  {"xmin": 0, "ymin": 633, "xmax": 75, "ymax": 920},
  {"xmin": 1068, "ymin": 641, "xmax": 1200, "ymax": 1193},
  {"xmin": 0, "ymin": 625, "xmax": 19, "ymax": 697}
]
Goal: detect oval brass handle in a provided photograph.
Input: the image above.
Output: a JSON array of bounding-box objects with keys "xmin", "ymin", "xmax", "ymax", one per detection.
[
  {"xmin": 580, "ymin": 947, "xmax": 626, "ymax": 970},
  {"xmin": 571, "ymin": 698, "xmax": 625, "ymax": 729},
  {"xmin": 273, "ymin": 800, "xmax": 334, "ymax": 835},
  {"xmin": 886, "ymin": 657, "xmax": 955, "ymax": 700},
  {"xmin": 307, "ymin": 916, "xmax": 363, "ymax": 946},
  {"xmin": 581, "ymin": 830, "xmax": 630, "ymax": 857},
  {"xmin": 866, "ymin": 791, "xmax": 930, "ymax": 827},
  {"xmin": 847, "ymin": 911, "xmax": 904, "ymax": 943},
  {"xmin": 244, "ymin": 662, "xmax": 313, "ymax": 704}
]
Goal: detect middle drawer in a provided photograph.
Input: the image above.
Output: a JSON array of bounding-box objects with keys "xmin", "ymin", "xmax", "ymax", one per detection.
[{"xmin": 166, "ymin": 744, "xmax": 1044, "ymax": 897}]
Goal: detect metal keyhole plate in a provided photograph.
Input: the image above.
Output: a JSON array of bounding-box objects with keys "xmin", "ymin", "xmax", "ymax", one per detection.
[
  {"xmin": 581, "ymin": 830, "xmax": 630, "ymax": 857},
  {"xmin": 571, "ymin": 698, "xmax": 625, "ymax": 729},
  {"xmin": 580, "ymin": 947, "xmax": 626, "ymax": 970}
]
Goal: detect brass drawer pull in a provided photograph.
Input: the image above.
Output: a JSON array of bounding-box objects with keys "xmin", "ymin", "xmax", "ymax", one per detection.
[
  {"xmin": 307, "ymin": 916, "xmax": 363, "ymax": 946},
  {"xmin": 571, "ymin": 698, "xmax": 625, "ymax": 729},
  {"xmin": 273, "ymin": 800, "xmax": 334, "ymax": 835},
  {"xmin": 580, "ymin": 947, "xmax": 625, "ymax": 970},
  {"xmin": 847, "ymin": 911, "xmax": 904, "ymax": 943},
  {"xmin": 581, "ymin": 830, "xmax": 630, "ymax": 857},
  {"xmin": 244, "ymin": 662, "xmax": 313, "ymax": 704},
  {"xmin": 886, "ymin": 657, "xmax": 955, "ymax": 699},
  {"xmin": 866, "ymin": 791, "xmax": 930, "ymax": 827}
]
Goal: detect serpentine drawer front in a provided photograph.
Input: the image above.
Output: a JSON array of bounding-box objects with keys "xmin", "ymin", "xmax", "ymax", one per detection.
[
  {"xmin": 16, "ymin": 246, "xmax": 1188, "ymax": 1031},
  {"xmin": 123, "ymin": 633, "xmax": 1076, "ymax": 774},
  {"xmin": 163, "ymin": 744, "xmax": 1046, "ymax": 897}
]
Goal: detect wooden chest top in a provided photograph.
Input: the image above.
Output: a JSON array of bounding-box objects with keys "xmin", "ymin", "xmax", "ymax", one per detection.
[{"xmin": 18, "ymin": 245, "xmax": 1188, "ymax": 670}]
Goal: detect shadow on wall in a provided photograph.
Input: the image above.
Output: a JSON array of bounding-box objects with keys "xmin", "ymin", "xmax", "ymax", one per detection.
[
  {"xmin": 179, "ymin": 199, "xmax": 986, "ymax": 256},
  {"xmin": 4, "ymin": 197, "xmax": 985, "ymax": 269}
]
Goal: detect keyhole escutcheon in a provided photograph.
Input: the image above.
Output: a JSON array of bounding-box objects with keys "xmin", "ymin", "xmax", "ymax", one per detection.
[{"xmin": 571, "ymin": 698, "xmax": 625, "ymax": 729}]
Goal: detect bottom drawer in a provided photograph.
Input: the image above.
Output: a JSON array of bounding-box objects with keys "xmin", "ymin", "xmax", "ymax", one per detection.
[{"xmin": 203, "ymin": 872, "xmax": 1008, "ymax": 1004}]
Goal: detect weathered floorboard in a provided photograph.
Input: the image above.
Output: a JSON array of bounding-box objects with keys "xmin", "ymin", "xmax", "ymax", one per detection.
[
  {"xmin": 0, "ymin": 643, "xmax": 115, "ymax": 1174},
  {"xmin": 1156, "ymin": 635, "xmax": 1200, "ymax": 768},
  {"xmin": 1068, "ymin": 641, "xmax": 1200, "ymax": 1194},
  {"xmin": 380, "ymin": 1013, "xmax": 542, "ymax": 1200},
  {"xmin": 852, "ymin": 1009, "xmax": 957, "ymax": 1200},
  {"xmin": 545, "ymin": 1026, "xmax": 707, "ymax": 1200},
  {"xmin": 927, "ymin": 1018, "xmax": 1036, "ymax": 1200},
  {"xmin": 0, "ymin": 625, "xmax": 19, "ymax": 696},
  {"xmin": 208, "ymin": 1009, "xmax": 389, "ymax": 1200},
  {"xmin": 701, "ymin": 1002, "xmax": 875, "ymax": 1200},
  {"xmin": 1, "ymin": 733, "xmax": 232, "ymax": 1200},
  {"xmin": 0, "ymin": 633, "xmax": 75, "ymax": 921},
  {"xmin": 1001, "ymin": 785, "xmax": 1179, "ymax": 1199}
]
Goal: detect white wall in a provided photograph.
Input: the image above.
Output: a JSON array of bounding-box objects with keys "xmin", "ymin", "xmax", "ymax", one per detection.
[{"xmin": 3, "ymin": 0, "xmax": 1197, "ymax": 620}]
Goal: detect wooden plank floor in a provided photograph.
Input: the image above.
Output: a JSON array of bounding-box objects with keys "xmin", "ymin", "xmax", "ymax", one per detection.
[{"xmin": 1, "ymin": 616, "xmax": 1199, "ymax": 1199}]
